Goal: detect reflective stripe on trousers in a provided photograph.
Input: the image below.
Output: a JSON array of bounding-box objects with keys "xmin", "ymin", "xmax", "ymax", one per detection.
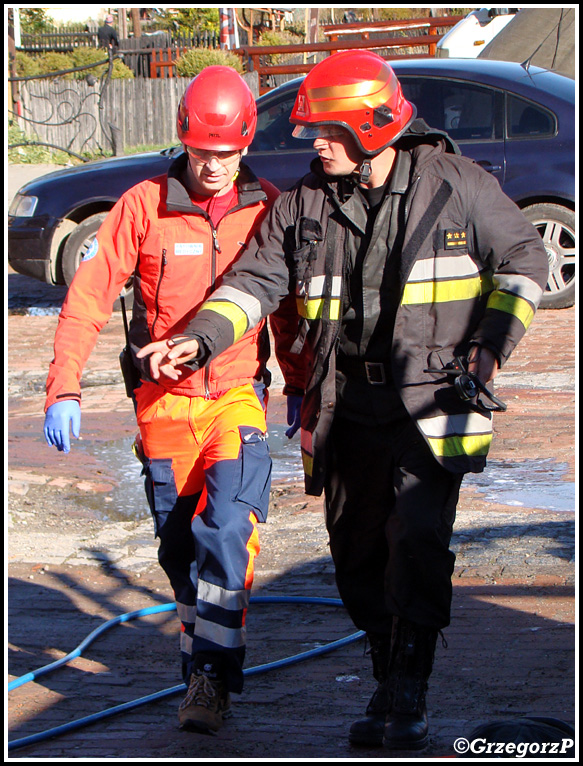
[{"xmin": 135, "ymin": 381, "xmax": 271, "ymax": 692}]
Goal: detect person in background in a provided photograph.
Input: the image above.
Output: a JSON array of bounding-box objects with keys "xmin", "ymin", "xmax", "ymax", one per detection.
[
  {"xmin": 43, "ymin": 66, "xmax": 279, "ymax": 735},
  {"xmin": 97, "ymin": 13, "xmax": 119, "ymax": 51}
]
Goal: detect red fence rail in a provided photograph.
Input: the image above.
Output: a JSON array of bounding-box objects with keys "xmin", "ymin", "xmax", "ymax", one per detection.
[
  {"xmin": 148, "ymin": 15, "xmax": 463, "ymax": 90},
  {"xmin": 236, "ymin": 16, "xmax": 463, "ymax": 94}
]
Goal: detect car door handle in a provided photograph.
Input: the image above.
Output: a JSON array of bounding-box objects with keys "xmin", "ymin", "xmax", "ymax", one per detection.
[{"xmin": 477, "ymin": 160, "xmax": 502, "ymax": 173}]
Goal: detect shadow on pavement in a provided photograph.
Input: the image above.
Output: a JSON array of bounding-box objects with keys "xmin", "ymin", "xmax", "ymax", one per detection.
[{"xmin": 7, "ymin": 555, "xmax": 576, "ymax": 759}]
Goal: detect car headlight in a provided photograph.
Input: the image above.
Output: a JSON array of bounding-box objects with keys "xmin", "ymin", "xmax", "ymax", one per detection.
[{"xmin": 9, "ymin": 193, "xmax": 39, "ymax": 217}]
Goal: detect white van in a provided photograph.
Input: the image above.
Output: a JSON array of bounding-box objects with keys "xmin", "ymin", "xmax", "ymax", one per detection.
[{"xmin": 436, "ymin": 8, "xmax": 519, "ymax": 59}]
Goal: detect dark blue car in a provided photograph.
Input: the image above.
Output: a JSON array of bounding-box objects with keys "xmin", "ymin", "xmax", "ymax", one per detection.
[{"xmin": 9, "ymin": 58, "xmax": 575, "ymax": 308}]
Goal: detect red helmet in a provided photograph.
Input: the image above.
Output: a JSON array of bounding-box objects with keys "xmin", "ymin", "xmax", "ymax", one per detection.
[
  {"xmin": 290, "ymin": 51, "xmax": 416, "ymax": 155},
  {"xmin": 177, "ymin": 66, "xmax": 257, "ymax": 151}
]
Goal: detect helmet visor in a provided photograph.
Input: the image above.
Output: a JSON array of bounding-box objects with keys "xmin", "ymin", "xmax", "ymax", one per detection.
[{"xmin": 292, "ymin": 124, "xmax": 348, "ymax": 141}]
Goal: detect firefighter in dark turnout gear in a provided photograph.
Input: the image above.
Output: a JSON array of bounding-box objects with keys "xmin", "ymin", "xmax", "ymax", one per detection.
[{"xmin": 137, "ymin": 51, "xmax": 549, "ymax": 749}]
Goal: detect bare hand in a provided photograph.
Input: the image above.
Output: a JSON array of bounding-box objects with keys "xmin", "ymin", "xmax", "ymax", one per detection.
[
  {"xmin": 468, "ymin": 346, "xmax": 499, "ymax": 385},
  {"xmin": 136, "ymin": 337, "xmax": 200, "ymax": 380}
]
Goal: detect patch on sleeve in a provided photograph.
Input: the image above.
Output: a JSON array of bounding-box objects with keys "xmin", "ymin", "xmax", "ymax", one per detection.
[
  {"xmin": 444, "ymin": 229, "xmax": 468, "ymax": 249},
  {"xmin": 81, "ymin": 237, "xmax": 99, "ymax": 262}
]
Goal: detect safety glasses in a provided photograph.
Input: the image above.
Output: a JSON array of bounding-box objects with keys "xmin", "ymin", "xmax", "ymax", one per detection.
[{"xmin": 185, "ymin": 146, "xmax": 242, "ymax": 165}]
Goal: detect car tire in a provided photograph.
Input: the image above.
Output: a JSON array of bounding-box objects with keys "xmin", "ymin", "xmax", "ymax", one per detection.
[
  {"xmin": 61, "ymin": 212, "xmax": 134, "ymax": 308},
  {"xmin": 521, "ymin": 203, "xmax": 575, "ymax": 309}
]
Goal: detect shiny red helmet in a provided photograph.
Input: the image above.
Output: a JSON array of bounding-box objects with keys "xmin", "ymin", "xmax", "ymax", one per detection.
[
  {"xmin": 290, "ymin": 51, "xmax": 416, "ymax": 155},
  {"xmin": 177, "ymin": 66, "xmax": 257, "ymax": 151}
]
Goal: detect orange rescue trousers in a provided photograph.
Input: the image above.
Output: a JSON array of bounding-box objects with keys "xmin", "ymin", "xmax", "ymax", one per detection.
[{"xmin": 134, "ymin": 381, "xmax": 272, "ymax": 693}]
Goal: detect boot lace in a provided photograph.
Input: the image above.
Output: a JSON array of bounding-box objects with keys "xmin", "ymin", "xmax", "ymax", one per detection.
[{"xmin": 179, "ymin": 673, "xmax": 220, "ymax": 711}]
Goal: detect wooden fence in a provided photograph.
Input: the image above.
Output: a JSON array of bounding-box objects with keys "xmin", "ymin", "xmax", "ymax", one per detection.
[
  {"xmin": 11, "ymin": 15, "xmax": 463, "ymax": 154},
  {"xmin": 19, "ymin": 29, "xmax": 97, "ymax": 52},
  {"xmin": 13, "ymin": 75, "xmax": 259, "ymax": 155}
]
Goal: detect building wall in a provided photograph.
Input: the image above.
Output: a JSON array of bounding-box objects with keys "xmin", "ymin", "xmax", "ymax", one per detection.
[{"xmin": 41, "ymin": 6, "xmax": 111, "ymax": 25}]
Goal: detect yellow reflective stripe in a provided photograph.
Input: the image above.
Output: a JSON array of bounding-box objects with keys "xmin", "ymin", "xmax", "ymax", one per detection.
[
  {"xmin": 487, "ymin": 290, "xmax": 535, "ymax": 330},
  {"xmin": 401, "ymin": 275, "xmax": 491, "ymax": 305},
  {"xmin": 200, "ymin": 300, "xmax": 248, "ymax": 342},
  {"xmin": 301, "ymin": 449, "xmax": 313, "ymax": 477},
  {"xmin": 296, "ymin": 297, "xmax": 341, "ymax": 320},
  {"xmin": 427, "ymin": 432, "xmax": 492, "ymax": 458}
]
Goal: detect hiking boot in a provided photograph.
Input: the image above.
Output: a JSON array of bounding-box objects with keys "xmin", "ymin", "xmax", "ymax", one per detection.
[{"xmin": 178, "ymin": 655, "xmax": 232, "ymax": 733}]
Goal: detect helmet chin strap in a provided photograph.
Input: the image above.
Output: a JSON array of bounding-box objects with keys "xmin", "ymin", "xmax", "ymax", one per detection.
[{"xmin": 358, "ymin": 159, "xmax": 372, "ymax": 185}]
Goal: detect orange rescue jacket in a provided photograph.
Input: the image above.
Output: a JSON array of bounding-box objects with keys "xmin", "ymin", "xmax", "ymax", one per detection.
[{"xmin": 45, "ymin": 156, "xmax": 280, "ymax": 410}]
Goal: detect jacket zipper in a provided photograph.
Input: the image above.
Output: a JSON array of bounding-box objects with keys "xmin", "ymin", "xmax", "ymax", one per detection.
[
  {"xmin": 204, "ymin": 221, "xmax": 222, "ymax": 398},
  {"xmin": 151, "ymin": 248, "xmax": 167, "ymax": 338}
]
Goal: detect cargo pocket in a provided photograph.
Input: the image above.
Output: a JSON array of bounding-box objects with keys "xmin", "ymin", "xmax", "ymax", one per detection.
[
  {"xmin": 231, "ymin": 426, "xmax": 272, "ymax": 522},
  {"xmin": 142, "ymin": 457, "xmax": 178, "ymax": 537}
]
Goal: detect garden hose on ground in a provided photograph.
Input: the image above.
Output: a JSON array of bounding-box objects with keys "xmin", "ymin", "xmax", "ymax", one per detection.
[{"xmin": 8, "ymin": 596, "xmax": 365, "ymax": 752}]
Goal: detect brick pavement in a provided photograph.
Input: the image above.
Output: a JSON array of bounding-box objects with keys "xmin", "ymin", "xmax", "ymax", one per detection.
[{"xmin": 7, "ymin": 273, "xmax": 576, "ymax": 759}]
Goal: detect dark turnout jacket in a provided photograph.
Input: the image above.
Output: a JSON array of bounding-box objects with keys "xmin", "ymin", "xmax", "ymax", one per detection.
[{"xmin": 180, "ymin": 123, "xmax": 549, "ymax": 495}]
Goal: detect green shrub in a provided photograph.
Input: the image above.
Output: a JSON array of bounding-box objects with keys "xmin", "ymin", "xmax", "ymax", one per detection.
[
  {"xmin": 175, "ymin": 48, "xmax": 243, "ymax": 78},
  {"xmin": 69, "ymin": 48, "xmax": 135, "ymax": 80},
  {"xmin": 11, "ymin": 51, "xmax": 42, "ymax": 78},
  {"xmin": 256, "ymin": 30, "xmax": 304, "ymax": 64},
  {"xmin": 70, "ymin": 47, "xmax": 109, "ymax": 70},
  {"xmin": 7, "ymin": 121, "xmax": 72, "ymax": 164},
  {"xmin": 36, "ymin": 51, "xmax": 75, "ymax": 78},
  {"xmin": 110, "ymin": 59, "xmax": 135, "ymax": 79}
]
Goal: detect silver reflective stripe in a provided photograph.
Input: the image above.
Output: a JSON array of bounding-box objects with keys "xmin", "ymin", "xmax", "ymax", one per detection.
[
  {"xmin": 176, "ymin": 601, "xmax": 197, "ymax": 623},
  {"xmin": 208, "ymin": 285, "xmax": 263, "ymax": 328},
  {"xmin": 408, "ymin": 254, "xmax": 480, "ymax": 282},
  {"xmin": 492, "ymin": 274, "xmax": 544, "ymax": 307},
  {"xmin": 198, "ymin": 578, "xmax": 250, "ymax": 611},
  {"xmin": 180, "ymin": 632, "xmax": 193, "ymax": 656},
  {"xmin": 417, "ymin": 412, "xmax": 492, "ymax": 439},
  {"xmin": 195, "ymin": 616, "xmax": 247, "ymax": 649},
  {"xmin": 297, "ymin": 275, "xmax": 342, "ymax": 298}
]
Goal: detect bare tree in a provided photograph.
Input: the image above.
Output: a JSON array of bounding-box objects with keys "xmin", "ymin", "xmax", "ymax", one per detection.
[{"xmin": 130, "ymin": 7, "xmax": 141, "ymax": 38}]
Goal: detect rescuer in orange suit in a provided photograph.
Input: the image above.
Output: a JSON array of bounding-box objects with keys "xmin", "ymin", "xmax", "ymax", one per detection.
[{"xmin": 43, "ymin": 66, "xmax": 280, "ymax": 734}]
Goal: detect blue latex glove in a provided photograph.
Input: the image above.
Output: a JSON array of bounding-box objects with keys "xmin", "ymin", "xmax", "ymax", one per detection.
[
  {"xmin": 44, "ymin": 400, "xmax": 81, "ymax": 454},
  {"xmin": 285, "ymin": 394, "xmax": 303, "ymax": 439}
]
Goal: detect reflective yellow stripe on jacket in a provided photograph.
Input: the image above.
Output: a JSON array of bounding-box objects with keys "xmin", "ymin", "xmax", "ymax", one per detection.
[
  {"xmin": 402, "ymin": 255, "xmax": 494, "ymax": 305},
  {"xmin": 199, "ymin": 285, "xmax": 264, "ymax": 342},
  {"xmin": 417, "ymin": 412, "xmax": 493, "ymax": 458},
  {"xmin": 296, "ymin": 276, "xmax": 342, "ymax": 320}
]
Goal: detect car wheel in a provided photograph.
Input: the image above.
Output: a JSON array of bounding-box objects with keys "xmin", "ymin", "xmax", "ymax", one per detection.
[
  {"xmin": 521, "ymin": 203, "xmax": 575, "ymax": 309},
  {"xmin": 61, "ymin": 212, "xmax": 134, "ymax": 308}
]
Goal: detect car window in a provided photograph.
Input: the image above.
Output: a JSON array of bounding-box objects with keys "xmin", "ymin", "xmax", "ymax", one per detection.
[
  {"xmin": 400, "ymin": 76, "xmax": 502, "ymax": 141},
  {"xmin": 506, "ymin": 95, "xmax": 555, "ymax": 138},
  {"xmin": 252, "ymin": 93, "xmax": 307, "ymax": 152}
]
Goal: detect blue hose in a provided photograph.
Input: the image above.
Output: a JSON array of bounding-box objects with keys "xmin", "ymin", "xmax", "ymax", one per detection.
[{"xmin": 8, "ymin": 596, "xmax": 365, "ymax": 752}]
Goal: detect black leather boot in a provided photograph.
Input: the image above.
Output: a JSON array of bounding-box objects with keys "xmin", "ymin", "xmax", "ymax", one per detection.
[
  {"xmin": 382, "ymin": 618, "xmax": 438, "ymax": 751},
  {"xmin": 349, "ymin": 632, "xmax": 392, "ymax": 746}
]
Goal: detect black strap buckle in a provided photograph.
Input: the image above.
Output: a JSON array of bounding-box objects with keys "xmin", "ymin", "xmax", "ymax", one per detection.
[
  {"xmin": 424, "ymin": 356, "xmax": 507, "ymax": 413},
  {"xmin": 365, "ymin": 361, "xmax": 387, "ymax": 385}
]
